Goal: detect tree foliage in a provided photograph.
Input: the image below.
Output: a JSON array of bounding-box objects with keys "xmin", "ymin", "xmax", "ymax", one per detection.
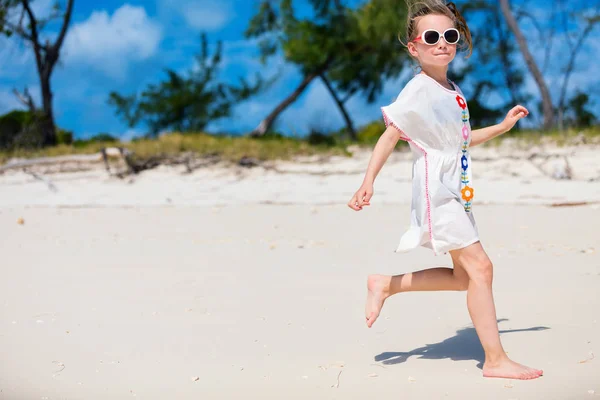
[
  {"xmin": 245, "ymin": 0, "xmax": 411, "ymax": 136},
  {"xmin": 448, "ymin": 0, "xmax": 530, "ymax": 128},
  {"xmin": 566, "ymin": 91, "xmax": 596, "ymax": 128},
  {"xmin": 108, "ymin": 34, "xmax": 265, "ymax": 137}
]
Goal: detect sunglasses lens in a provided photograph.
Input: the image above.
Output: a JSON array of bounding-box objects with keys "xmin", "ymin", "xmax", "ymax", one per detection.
[
  {"xmin": 444, "ymin": 29, "xmax": 459, "ymax": 44},
  {"xmin": 423, "ymin": 30, "xmax": 440, "ymax": 45}
]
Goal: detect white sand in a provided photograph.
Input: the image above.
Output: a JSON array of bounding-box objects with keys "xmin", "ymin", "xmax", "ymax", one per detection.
[{"xmin": 0, "ymin": 143, "xmax": 599, "ymax": 399}]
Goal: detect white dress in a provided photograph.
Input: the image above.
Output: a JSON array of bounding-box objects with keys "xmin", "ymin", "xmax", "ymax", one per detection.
[{"xmin": 381, "ymin": 73, "xmax": 479, "ymax": 255}]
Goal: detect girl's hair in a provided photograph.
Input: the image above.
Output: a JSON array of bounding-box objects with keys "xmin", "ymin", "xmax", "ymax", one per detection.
[{"xmin": 400, "ymin": 0, "xmax": 473, "ymax": 58}]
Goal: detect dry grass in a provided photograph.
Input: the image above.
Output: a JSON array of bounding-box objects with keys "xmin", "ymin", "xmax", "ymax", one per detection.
[
  {"xmin": 0, "ymin": 132, "xmax": 351, "ymax": 165},
  {"xmin": 1, "ymin": 126, "xmax": 598, "ymax": 165}
]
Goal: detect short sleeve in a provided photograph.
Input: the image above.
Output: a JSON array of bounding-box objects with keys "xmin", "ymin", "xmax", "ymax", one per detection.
[{"xmin": 380, "ymin": 76, "xmax": 426, "ymax": 142}]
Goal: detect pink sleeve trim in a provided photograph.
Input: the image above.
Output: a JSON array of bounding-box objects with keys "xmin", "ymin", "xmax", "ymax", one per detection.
[{"xmin": 381, "ymin": 107, "xmax": 410, "ymax": 141}]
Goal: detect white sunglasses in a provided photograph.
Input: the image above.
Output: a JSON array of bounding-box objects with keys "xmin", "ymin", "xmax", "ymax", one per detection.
[{"xmin": 412, "ymin": 28, "xmax": 460, "ymax": 45}]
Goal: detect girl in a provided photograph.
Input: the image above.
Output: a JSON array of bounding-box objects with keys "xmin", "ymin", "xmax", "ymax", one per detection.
[{"xmin": 347, "ymin": 0, "xmax": 543, "ymax": 380}]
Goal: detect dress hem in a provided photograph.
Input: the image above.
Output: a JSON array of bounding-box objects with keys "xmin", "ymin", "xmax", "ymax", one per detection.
[
  {"xmin": 394, "ymin": 236, "xmax": 480, "ymax": 256},
  {"xmin": 439, "ymin": 236, "xmax": 481, "ymax": 255}
]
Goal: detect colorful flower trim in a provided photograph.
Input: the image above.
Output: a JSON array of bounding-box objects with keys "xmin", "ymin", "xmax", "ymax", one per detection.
[
  {"xmin": 461, "ymin": 186, "xmax": 474, "ymax": 202},
  {"xmin": 457, "ymin": 94, "xmax": 473, "ymax": 212},
  {"xmin": 461, "ymin": 155, "xmax": 468, "ymax": 170}
]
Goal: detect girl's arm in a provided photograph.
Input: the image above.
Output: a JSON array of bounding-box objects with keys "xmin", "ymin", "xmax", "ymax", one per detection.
[
  {"xmin": 363, "ymin": 126, "xmax": 404, "ymax": 184},
  {"xmin": 470, "ymin": 124, "xmax": 508, "ymax": 147},
  {"xmin": 470, "ymin": 105, "xmax": 529, "ymax": 147},
  {"xmin": 348, "ymin": 126, "xmax": 403, "ymax": 211}
]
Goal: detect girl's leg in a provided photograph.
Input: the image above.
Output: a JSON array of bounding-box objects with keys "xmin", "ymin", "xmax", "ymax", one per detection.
[
  {"xmin": 364, "ymin": 241, "xmax": 543, "ymax": 379},
  {"xmin": 449, "ymin": 241, "xmax": 543, "ymax": 379},
  {"xmin": 365, "ymin": 259, "xmax": 470, "ymax": 327}
]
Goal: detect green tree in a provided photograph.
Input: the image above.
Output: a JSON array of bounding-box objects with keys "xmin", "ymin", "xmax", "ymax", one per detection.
[
  {"xmin": 555, "ymin": 13, "xmax": 600, "ymax": 130},
  {"xmin": 108, "ymin": 34, "xmax": 265, "ymax": 137},
  {"xmin": 499, "ymin": 0, "xmax": 600, "ymax": 130},
  {"xmin": 1, "ymin": 0, "xmax": 75, "ymax": 146},
  {"xmin": 450, "ymin": 0, "xmax": 530, "ymax": 128},
  {"xmin": 566, "ymin": 91, "xmax": 596, "ymax": 128},
  {"xmin": 245, "ymin": 0, "xmax": 410, "ymax": 139}
]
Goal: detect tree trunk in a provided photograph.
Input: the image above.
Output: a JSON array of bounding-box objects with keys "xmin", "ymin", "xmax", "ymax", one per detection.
[
  {"xmin": 249, "ymin": 53, "xmax": 335, "ymax": 137},
  {"xmin": 319, "ymin": 73, "xmax": 357, "ymax": 140},
  {"xmin": 249, "ymin": 71, "xmax": 320, "ymax": 137},
  {"xmin": 40, "ymin": 66, "xmax": 56, "ymax": 146},
  {"xmin": 499, "ymin": 0, "xmax": 554, "ymax": 130},
  {"xmin": 13, "ymin": 87, "xmax": 36, "ymax": 112},
  {"xmin": 17, "ymin": 0, "xmax": 74, "ymax": 147},
  {"xmin": 557, "ymin": 19, "xmax": 597, "ymax": 131},
  {"xmin": 493, "ymin": 6, "xmax": 518, "ymax": 105}
]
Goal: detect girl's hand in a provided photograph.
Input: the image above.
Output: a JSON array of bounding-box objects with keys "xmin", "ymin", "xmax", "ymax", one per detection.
[
  {"xmin": 501, "ymin": 105, "xmax": 529, "ymax": 133},
  {"xmin": 348, "ymin": 183, "xmax": 373, "ymax": 211}
]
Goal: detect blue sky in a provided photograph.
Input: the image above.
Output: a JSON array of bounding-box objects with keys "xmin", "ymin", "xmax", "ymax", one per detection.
[{"xmin": 0, "ymin": 0, "xmax": 598, "ymax": 140}]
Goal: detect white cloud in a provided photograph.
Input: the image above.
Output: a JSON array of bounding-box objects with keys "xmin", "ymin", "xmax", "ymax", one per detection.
[
  {"xmin": 180, "ymin": 2, "xmax": 233, "ymax": 31},
  {"xmin": 63, "ymin": 4, "xmax": 162, "ymax": 78}
]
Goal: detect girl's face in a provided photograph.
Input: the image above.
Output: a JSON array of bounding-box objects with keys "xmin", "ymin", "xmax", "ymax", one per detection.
[{"xmin": 408, "ymin": 14, "xmax": 457, "ymax": 68}]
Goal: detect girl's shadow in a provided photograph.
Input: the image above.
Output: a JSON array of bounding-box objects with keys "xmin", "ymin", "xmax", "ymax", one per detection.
[{"xmin": 374, "ymin": 319, "xmax": 549, "ymax": 369}]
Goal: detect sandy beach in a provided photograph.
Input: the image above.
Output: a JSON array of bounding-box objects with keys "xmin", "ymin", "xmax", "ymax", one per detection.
[{"xmin": 1, "ymin": 143, "xmax": 599, "ymax": 399}]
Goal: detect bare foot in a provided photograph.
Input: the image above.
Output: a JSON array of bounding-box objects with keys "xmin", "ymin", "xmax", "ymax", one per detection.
[
  {"xmin": 365, "ymin": 274, "xmax": 391, "ymax": 328},
  {"xmin": 483, "ymin": 357, "xmax": 543, "ymax": 380}
]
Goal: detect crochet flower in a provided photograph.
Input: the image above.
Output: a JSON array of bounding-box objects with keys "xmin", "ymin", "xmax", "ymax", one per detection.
[
  {"xmin": 461, "ymin": 186, "xmax": 474, "ymax": 202},
  {"xmin": 461, "ymin": 110, "xmax": 469, "ymax": 122},
  {"xmin": 462, "ymin": 126, "xmax": 469, "ymax": 140},
  {"xmin": 456, "ymin": 95, "xmax": 467, "ymax": 110},
  {"xmin": 461, "ymin": 155, "xmax": 468, "ymax": 170}
]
